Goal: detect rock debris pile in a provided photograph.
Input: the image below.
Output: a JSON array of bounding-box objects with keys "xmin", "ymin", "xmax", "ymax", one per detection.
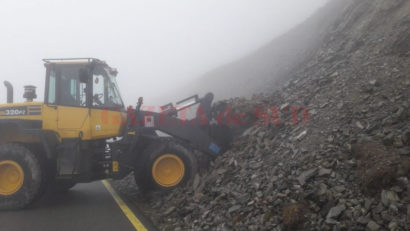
[{"xmin": 113, "ymin": 0, "xmax": 410, "ymax": 230}]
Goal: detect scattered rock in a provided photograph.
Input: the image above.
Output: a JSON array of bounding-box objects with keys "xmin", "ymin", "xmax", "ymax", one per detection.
[
  {"xmin": 356, "ymin": 121, "xmax": 365, "ymax": 129},
  {"xmin": 407, "ymin": 204, "xmax": 410, "ymax": 221},
  {"xmin": 330, "ymin": 71, "xmax": 339, "ymax": 77},
  {"xmin": 163, "ymin": 206, "xmax": 176, "ymax": 216},
  {"xmin": 295, "ymin": 130, "xmax": 308, "ymax": 141},
  {"xmin": 369, "ymin": 79, "xmax": 379, "ymax": 86},
  {"xmin": 383, "ymin": 134, "xmax": 395, "ymax": 146},
  {"xmin": 357, "ymin": 216, "xmax": 370, "ymax": 225},
  {"xmin": 388, "ymin": 221, "xmax": 399, "ymax": 231},
  {"xmin": 228, "ymin": 205, "xmax": 241, "ymax": 214},
  {"xmin": 332, "ymin": 185, "xmax": 346, "ymax": 193},
  {"xmin": 381, "ymin": 190, "xmax": 399, "ymax": 207},
  {"xmin": 318, "ymin": 167, "xmax": 332, "ymax": 176},
  {"xmin": 397, "ymin": 147, "xmax": 410, "ymax": 156},
  {"xmin": 297, "ymin": 168, "xmax": 318, "ymax": 185},
  {"xmin": 326, "ymin": 204, "xmax": 346, "ymax": 223},
  {"xmin": 192, "ymin": 174, "xmax": 200, "ymax": 191},
  {"xmin": 367, "ymin": 220, "xmax": 380, "ymax": 231},
  {"xmin": 402, "ymin": 130, "xmax": 410, "ymax": 145}
]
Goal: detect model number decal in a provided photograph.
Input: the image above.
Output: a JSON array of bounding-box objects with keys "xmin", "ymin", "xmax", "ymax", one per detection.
[
  {"xmin": 5, "ymin": 109, "xmax": 27, "ymax": 115},
  {"xmin": 0, "ymin": 107, "xmax": 28, "ymax": 116}
]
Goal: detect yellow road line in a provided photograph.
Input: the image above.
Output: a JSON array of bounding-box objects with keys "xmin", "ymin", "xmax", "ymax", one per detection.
[{"xmin": 102, "ymin": 180, "xmax": 148, "ymax": 231}]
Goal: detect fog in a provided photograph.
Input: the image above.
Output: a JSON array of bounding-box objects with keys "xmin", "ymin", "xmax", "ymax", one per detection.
[{"xmin": 0, "ymin": 0, "xmax": 328, "ymax": 106}]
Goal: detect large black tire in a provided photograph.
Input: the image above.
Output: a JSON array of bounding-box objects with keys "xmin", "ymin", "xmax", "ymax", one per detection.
[
  {"xmin": 0, "ymin": 143, "xmax": 47, "ymax": 210},
  {"xmin": 134, "ymin": 141, "xmax": 198, "ymax": 191}
]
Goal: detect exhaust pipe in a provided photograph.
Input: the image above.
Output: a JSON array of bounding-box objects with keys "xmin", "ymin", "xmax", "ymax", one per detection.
[{"xmin": 3, "ymin": 81, "xmax": 13, "ymax": 103}]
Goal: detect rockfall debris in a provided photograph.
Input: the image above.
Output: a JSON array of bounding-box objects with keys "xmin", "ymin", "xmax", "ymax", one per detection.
[{"xmin": 113, "ymin": 0, "xmax": 410, "ymax": 230}]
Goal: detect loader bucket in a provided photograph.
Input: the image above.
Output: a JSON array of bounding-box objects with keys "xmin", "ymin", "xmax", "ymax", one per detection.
[{"xmin": 151, "ymin": 93, "xmax": 247, "ymax": 155}]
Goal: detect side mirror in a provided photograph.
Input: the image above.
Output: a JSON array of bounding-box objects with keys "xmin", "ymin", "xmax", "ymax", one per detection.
[
  {"xmin": 109, "ymin": 68, "xmax": 118, "ymax": 76},
  {"xmin": 136, "ymin": 97, "xmax": 143, "ymax": 112}
]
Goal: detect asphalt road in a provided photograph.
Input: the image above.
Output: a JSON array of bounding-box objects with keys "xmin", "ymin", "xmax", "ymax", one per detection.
[{"xmin": 0, "ymin": 181, "xmax": 156, "ymax": 231}]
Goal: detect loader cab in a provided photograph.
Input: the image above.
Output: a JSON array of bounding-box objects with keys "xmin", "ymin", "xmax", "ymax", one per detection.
[{"xmin": 43, "ymin": 58, "xmax": 126, "ymax": 140}]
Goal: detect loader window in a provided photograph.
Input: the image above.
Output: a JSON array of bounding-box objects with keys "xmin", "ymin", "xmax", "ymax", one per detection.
[
  {"xmin": 70, "ymin": 79, "xmax": 77, "ymax": 99},
  {"xmin": 92, "ymin": 74, "xmax": 105, "ymax": 106},
  {"xmin": 47, "ymin": 71, "xmax": 57, "ymax": 104},
  {"xmin": 92, "ymin": 66, "xmax": 124, "ymax": 109},
  {"xmin": 106, "ymin": 75, "xmax": 123, "ymax": 106},
  {"xmin": 59, "ymin": 66, "xmax": 88, "ymax": 107}
]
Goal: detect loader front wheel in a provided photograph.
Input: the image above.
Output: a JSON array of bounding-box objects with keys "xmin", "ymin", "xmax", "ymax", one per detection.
[
  {"xmin": 0, "ymin": 144, "xmax": 46, "ymax": 210},
  {"xmin": 135, "ymin": 141, "xmax": 197, "ymax": 191},
  {"xmin": 152, "ymin": 154, "xmax": 185, "ymax": 188}
]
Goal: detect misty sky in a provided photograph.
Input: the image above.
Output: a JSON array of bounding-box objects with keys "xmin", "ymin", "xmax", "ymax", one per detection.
[{"xmin": 0, "ymin": 0, "xmax": 327, "ymax": 106}]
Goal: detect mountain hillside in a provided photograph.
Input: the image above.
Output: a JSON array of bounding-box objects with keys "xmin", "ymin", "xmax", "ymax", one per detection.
[
  {"xmin": 188, "ymin": 0, "xmax": 354, "ymax": 100},
  {"xmin": 114, "ymin": 0, "xmax": 410, "ymax": 230}
]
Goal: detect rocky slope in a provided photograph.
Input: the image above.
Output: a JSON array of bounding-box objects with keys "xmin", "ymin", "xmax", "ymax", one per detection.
[
  {"xmin": 182, "ymin": 0, "xmax": 353, "ymax": 101},
  {"xmin": 113, "ymin": 0, "xmax": 410, "ymax": 230}
]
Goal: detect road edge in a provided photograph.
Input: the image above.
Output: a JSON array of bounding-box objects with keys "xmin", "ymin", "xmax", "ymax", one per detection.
[{"xmin": 102, "ymin": 180, "xmax": 158, "ymax": 231}]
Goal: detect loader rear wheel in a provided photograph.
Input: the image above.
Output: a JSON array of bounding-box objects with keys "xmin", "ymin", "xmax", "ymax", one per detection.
[
  {"xmin": 0, "ymin": 160, "xmax": 24, "ymax": 196},
  {"xmin": 0, "ymin": 144, "xmax": 46, "ymax": 210},
  {"xmin": 135, "ymin": 141, "xmax": 197, "ymax": 191}
]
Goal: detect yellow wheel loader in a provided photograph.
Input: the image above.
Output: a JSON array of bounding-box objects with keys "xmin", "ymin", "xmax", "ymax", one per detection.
[{"xmin": 0, "ymin": 58, "xmax": 232, "ymax": 209}]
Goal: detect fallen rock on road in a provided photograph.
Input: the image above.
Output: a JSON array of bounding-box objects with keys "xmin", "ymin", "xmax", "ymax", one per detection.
[{"xmin": 114, "ymin": 0, "xmax": 410, "ymax": 230}]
